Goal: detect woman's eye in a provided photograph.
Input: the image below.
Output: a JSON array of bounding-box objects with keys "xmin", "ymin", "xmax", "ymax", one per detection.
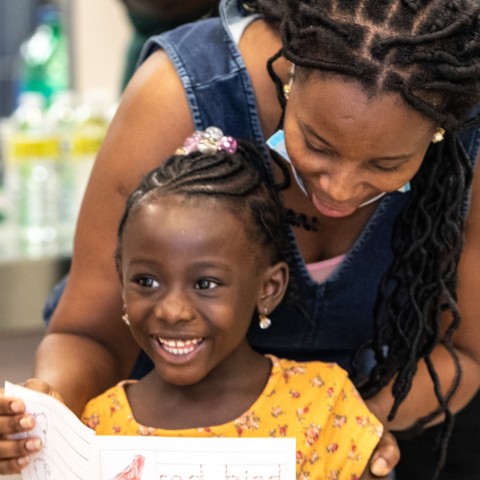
[
  {"xmin": 305, "ymin": 139, "xmax": 333, "ymax": 156},
  {"xmin": 136, "ymin": 276, "xmax": 159, "ymax": 288},
  {"xmin": 306, "ymin": 144, "xmax": 331, "ymax": 155},
  {"xmin": 373, "ymin": 163, "xmax": 401, "ymax": 173},
  {"xmin": 195, "ymin": 279, "xmax": 218, "ymax": 290}
]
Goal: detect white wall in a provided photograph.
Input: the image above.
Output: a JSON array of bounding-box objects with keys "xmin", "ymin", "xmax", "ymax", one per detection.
[{"xmin": 69, "ymin": 0, "xmax": 132, "ymax": 103}]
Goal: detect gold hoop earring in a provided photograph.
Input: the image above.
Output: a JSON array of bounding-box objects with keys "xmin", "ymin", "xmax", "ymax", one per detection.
[
  {"xmin": 122, "ymin": 306, "xmax": 130, "ymax": 326},
  {"xmin": 283, "ymin": 63, "xmax": 295, "ymax": 101},
  {"xmin": 432, "ymin": 127, "xmax": 445, "ymax": 144},
  {"xmin": 259, "ymin": 307, "xmax": 272, "ymax": 330}
]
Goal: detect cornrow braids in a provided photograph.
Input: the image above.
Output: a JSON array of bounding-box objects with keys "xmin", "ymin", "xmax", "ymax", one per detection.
[
  {"xmin": 278, "ymin": 0, "xmax": 480, "ymax": 130},
  {"xmin": 116, "ymin": 140, "xmax": 300, "ymax": 310},
  {"xmin": 266, "ymin": 0, "xmax": 480, "ymax": 476}
]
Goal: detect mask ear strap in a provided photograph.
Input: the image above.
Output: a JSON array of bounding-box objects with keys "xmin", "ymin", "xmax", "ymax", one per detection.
[
  {"xmin": 358, "ymin": 192, "xmax": 387, "ymax": 208},
  {"xmin": 358, "ymin": 182, "xmax": 410, "ymax": 208},
  {"xmin": 267, "ymin": 130, "xmax": 309, "ymax": 196},
  {"xmin": 269, "ymin": 148, "xmax": 291, "ymax": 191}
]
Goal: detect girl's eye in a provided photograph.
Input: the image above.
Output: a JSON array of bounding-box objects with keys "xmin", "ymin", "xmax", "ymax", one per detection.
[
  {"xmin": 195, "ymin": 279, "xmax": 219, "ymax": 290},
  {"xmin": 136, "ymin": 276, "xmax": 159, "ymax": 288}
]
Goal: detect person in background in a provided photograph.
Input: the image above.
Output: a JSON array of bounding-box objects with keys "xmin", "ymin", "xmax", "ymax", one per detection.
[
  {"xmin": 1, "ymin": 1, "xmax": 480, "ymax": 479},
  {"xmin": 81, "ymin": 134, "xmax": 383, "ymax": 479},
  {"xmin": 118, "ymin": 0, "xmax": 217, "ymax": 88}
]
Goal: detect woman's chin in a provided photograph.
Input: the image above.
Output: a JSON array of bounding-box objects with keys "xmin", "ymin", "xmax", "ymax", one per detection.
[{"xmin": 311, "ymin": 194, "xmax": 357, "ymax": 218}]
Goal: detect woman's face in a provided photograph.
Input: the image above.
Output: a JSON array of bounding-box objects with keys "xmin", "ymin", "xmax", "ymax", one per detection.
[{"xmin": 283, "ymin": 74, "xmax": 437, "ymax": 218}]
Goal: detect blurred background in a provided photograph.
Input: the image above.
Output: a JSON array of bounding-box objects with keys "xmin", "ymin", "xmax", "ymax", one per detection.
[
  {"xmin": 0, "ymin": 0, "xmax": 130, "ymax": 383},
  {"xmin": 0, "ymin": 0, "xmax": 130, "ymax": 116}
]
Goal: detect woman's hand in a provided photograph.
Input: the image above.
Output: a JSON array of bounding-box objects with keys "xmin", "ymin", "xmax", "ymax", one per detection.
[
  {"xmin": 0, "ymin": 379, "xmax": 63, "ymax": 474},
  {"xmin": 361, "ymin": 430, "xmax": 400, "ymax": 479}
]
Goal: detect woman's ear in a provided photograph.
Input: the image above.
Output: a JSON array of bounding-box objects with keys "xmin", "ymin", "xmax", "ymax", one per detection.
[{"xmin": 257, "ymin": 261, "xmax": 289, "ymax": 314}]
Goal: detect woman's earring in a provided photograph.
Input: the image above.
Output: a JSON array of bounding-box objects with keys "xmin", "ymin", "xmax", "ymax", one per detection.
[
  {"xmin": 283, "ymin": 64, "xmax": 295, "ymax": 101},
  {"xmin": 259, "ymin": 307, "xmax": 272, "ymax": 330},
  {"xmin": 122, "ymin": 306, "xmax": 130, "ymax": 326},
  {"xmin": 432, "ymin": 127, "xmax": 445, "ymax": 143}
]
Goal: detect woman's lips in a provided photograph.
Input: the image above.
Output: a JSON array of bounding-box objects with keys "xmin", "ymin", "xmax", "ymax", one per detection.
[{"xmin": 311, "ymin": 194, "xmax": 357, "ymax": 218}]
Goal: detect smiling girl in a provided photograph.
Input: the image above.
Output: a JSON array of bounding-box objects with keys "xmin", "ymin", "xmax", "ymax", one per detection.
[{"xmin": 81, "ymin": 134, "xmax": 383, "ymax": 480}]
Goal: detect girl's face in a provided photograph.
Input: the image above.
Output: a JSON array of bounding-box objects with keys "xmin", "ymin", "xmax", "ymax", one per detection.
[
  {"xmin": 283, "ymin": 74, "xmax": 437, "ymax": 218},
  {"xmin": 120, "ymin": 195, "xmax": 277, "ymax": 387}
]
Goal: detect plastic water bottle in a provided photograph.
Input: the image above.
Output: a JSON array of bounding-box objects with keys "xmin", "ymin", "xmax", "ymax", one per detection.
[
  {"xmin": 18, "ymin": 3, "xmax": 70, "ymax": 106},
  {"xmin": 4, "ymin": 92, "xmax": 61, "ymax": 257},
  {"xmin": 0, "ymin": 122, "xmax": 14, "ymax": 258},
  {"xmin": 51, "ymin": 89, "xmax": 111, "ymax": 254},
  {"xmin": 47, "ymin": 90, "xmax": 78, "ymax": 253}
]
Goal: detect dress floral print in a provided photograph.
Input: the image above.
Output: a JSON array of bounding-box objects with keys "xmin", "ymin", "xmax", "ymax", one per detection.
[{"xmin": 82, "ymin": 356, "xmax": 382, "ymax": 480}]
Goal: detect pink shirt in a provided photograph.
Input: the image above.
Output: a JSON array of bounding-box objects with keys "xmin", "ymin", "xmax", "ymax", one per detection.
[{"xmin": 306, "ymin": 254, "xmax": 346, "ymax": 283}]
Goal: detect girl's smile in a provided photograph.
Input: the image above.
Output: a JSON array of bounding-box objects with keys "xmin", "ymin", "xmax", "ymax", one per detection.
[
  {"xmin": 120, "ymin": 195, "xmax": 275, "ymax": 388},
  {"xmin": 156, "ymin": 337, "xmax": 204, "ymax": 356}
]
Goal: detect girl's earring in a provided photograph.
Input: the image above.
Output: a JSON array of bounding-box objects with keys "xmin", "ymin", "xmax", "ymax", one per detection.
[
  {"xmin": 432, "ymin": 127, "xmax": 445, "ymax": 143},
  {"xmin": 122, "ymin": 306, "xmax": 130, "ymax": 326},
  {"xmin": 259, "ymin": 307, "xmax": 272, "ymax": 330}
]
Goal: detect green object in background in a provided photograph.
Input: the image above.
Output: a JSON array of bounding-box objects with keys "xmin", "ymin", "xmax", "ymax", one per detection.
[{"xmin": 19, "ymin": 3, "xmax": 70, "ymax": 106}]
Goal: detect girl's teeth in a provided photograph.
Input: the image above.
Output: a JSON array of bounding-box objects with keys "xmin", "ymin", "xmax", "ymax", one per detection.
[{"xmin": 157, "ymin": 337, "xmax": 203, "ymax": 356}]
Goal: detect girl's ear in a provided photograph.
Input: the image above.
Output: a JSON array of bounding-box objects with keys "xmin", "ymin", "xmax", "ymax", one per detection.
[{"xmin": 257, "ymin": 261, "xmax": 289, "ymax": 314}]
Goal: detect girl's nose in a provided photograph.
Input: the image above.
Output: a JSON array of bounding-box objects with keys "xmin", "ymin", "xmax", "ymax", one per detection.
[{"xmin": 153, "ymin": 291, "xmax": 194, "ymax": 325}]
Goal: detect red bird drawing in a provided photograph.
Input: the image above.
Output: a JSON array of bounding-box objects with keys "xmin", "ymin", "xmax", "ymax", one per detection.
[{"xmin": 112, "ymin": 455, "xmax": 146, "ymax": 480}]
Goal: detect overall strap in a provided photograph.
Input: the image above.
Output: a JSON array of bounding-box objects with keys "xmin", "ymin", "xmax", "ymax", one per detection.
[{"xmin": 138, "ymin": 16, "xmax": 273, "ymax": 185}]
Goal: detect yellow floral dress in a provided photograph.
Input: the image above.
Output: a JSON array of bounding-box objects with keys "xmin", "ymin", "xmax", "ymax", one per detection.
[{"xmin": 82, "ymin": 356, "xmax": 382, "ymax": 480}]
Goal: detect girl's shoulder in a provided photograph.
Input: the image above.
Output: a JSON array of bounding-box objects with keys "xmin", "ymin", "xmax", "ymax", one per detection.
[
  {"xmin": 81, "ymin": 380, "xmax": 137, "ymax": 434},
  {"xmin": 268, "ymin": 355, "xmax": 349, "ymax": 392}
]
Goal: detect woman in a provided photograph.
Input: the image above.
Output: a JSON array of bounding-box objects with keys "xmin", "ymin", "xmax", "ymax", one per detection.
[{"xmin": 1, "ymin": 0, "xmax": 479, "ymax": 477}]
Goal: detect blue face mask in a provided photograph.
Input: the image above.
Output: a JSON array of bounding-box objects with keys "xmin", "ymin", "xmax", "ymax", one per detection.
[{"xmin": 266, "ymin": 130, "xmax": 410, "ymax": 206}]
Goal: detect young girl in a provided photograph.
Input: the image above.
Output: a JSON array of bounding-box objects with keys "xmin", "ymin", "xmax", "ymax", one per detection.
[{"xmin": 81, "ymin": 130, "xmax": 383, "ymax": 480}]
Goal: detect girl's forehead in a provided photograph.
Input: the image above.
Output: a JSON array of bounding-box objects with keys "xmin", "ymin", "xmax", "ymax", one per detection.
[
  {"xmin": 121, "ymin": 196, "xmax": 258, "ymax": 265},
  {"xmin": 139, "ymin": 192, "xmax": 234, "ymax": 214},
  {"xmin": 128, "ymin": 194, "xmax": 243, "ymax": 231},
  {"xmin": 124, "ymin": 193, "xmax": 261, "ymax": 251}
]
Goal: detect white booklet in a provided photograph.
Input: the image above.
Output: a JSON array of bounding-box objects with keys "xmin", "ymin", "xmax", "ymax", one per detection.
[{"xmin": 5, "ymin": 382, "xmax": 295, "ymax": 480}]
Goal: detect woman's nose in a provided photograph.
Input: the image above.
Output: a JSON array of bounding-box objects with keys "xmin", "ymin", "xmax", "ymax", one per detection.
[{"xmin": 317, "ymin": 166, "xmax": 360, "ymax": 202}]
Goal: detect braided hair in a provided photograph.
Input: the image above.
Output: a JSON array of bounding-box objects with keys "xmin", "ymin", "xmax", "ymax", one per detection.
[
  {"xmin": 116, "ymin": 140, "xmax": 296, "ymax": 309},
  {"xmin": 262, "ymin": 0, "xmax": 480, "ymax": 475}
]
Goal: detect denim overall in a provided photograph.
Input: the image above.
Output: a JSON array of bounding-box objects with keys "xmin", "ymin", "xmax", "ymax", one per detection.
[{"xmin": 44, "ymin": 0, "xmax": 480, "ymax": 384}]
